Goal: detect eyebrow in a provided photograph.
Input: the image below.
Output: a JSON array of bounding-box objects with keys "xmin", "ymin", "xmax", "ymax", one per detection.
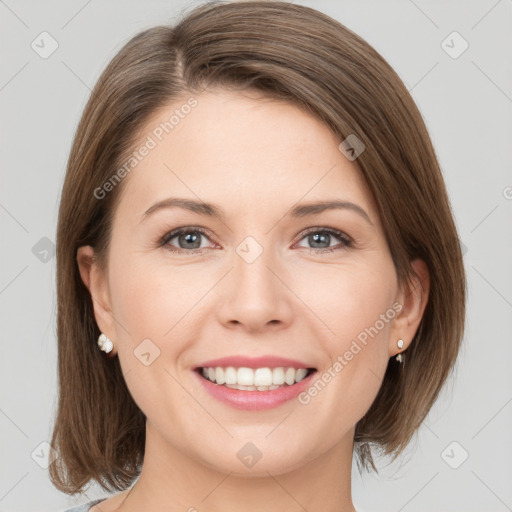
[{"xmin": 141, "ymin": 197, "xmax": 373, "ymax": 226}]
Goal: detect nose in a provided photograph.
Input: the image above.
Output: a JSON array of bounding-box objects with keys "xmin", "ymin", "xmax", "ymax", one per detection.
[{"xmin": 216, "ymin": 246, "xmax": 294, "ymax": 333}]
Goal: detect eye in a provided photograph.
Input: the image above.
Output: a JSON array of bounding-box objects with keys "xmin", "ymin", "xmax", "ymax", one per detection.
[
  {"xmin": 159, "ymin": 226, "xmax": 353, "ymax": 254},
  {"xmin": 294, "ymin": 227, "xmax": 353, "ymax": 253},
  {"xmin": 160, "ymin": 227, "xmax": 216, "ymax": 253}
]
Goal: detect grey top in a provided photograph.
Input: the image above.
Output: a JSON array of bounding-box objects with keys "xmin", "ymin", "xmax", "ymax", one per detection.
[{"xmin": 64, "ymin": 498, "xmax": 106, "ymax": 512}]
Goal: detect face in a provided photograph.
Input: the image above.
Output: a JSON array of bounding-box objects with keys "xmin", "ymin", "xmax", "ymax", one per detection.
[{"xmin": 81, "ymin": 88, "xmax": 424, "ymax": 477}]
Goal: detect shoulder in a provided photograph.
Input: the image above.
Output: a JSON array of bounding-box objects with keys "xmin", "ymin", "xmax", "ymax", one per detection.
[{"xmin": 63, "ymin": 498, "xmax": 106, "ymax": 512}]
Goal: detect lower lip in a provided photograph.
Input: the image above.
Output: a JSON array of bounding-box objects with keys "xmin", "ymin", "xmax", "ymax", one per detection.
[{"xmin": 193, "ymin": 369, "xmax": 317, "ymax": 410}]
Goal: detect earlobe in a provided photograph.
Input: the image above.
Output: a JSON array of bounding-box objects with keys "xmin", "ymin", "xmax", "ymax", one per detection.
[
  {"xmin": 390, "ymin": 258, "xmax": 430, "ymax": 356},
  {"xmin": 76, "ymin": 245, "xmax": 115, "ymax": 337}
]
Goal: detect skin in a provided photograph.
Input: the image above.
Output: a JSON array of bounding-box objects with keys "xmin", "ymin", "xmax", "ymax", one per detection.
[{"xmin": 78, "ymin": 88, "xmax": 429, "ymax": 512}]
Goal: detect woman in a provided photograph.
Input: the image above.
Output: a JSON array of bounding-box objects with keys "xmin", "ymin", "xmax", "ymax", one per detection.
[{"xmin": 51, "ymin": 1, "xmax": 466, "ymax": 511}]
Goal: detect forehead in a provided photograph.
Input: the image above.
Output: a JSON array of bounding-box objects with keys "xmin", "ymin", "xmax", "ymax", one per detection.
[{"xmin": 115, "ymin": 89, "xmax": 380, "ymax": 225}]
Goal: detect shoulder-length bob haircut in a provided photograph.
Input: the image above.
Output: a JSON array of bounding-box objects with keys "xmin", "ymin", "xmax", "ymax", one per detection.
[{"xmin": 50, "ymin": 0, "xmax": 466, "ymax": 494}]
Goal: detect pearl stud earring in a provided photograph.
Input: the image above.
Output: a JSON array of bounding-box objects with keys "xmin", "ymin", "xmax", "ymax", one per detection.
[
  {"xmin": 396, "ymin": 338, "xmax": 404, "ymax": 364},
  {"xmin": 98, "ymin": 333, "xmax": 114, "ymax": 354}
]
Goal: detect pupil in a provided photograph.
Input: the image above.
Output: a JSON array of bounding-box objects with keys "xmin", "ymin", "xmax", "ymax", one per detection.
[
  {"xmin": 310, "ymin": 233, "xmax": 329, "ymax": 248},
  {"xmin": 181, "ymin": 232, "xmax": 201, "ymax": 249}
]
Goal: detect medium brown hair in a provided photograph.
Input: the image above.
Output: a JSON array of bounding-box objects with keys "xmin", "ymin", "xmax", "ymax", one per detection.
[{"xmin": 50, "ymin": 0, "xmax": 466, "ymax": 494}]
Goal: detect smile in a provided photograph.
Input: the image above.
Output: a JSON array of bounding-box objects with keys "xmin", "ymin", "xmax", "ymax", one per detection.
[
  {"xmin": 194, "ymin": 366, "xmax": 318, "ymax": 410},
  {"xmin": 199, "ymin": 366, "xmax": 313, "ymax": 390}
]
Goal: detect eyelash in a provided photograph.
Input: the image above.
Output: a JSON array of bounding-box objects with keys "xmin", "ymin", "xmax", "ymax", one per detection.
[{"xmin": 159, "ymin": 226, "xmax": 353, "ymax": 255}]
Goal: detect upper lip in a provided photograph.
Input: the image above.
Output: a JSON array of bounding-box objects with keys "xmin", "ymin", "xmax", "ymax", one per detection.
[{"xmin": 193, "ymin": 355, "xmax": 315, "ymax": 370}]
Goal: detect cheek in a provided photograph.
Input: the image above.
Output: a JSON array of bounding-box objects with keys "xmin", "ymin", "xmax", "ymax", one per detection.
[
  {"xmin": 295, "ymin": 264, "xmax": 395, "ymax": 434},
  {"xmin": 108, "ymin": 250, "xmax": 192, "ymax": 340},
  {"xmin": 107, "ymin": 254, "xmax": 194, "ymax": 415},
  {"xmin": 291, "ymin": 257, "xmax": 396, "ymax": 348}
]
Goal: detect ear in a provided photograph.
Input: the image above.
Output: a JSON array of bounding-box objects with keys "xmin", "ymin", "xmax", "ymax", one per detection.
[
  {"xmin": 389, "ymin": 258, "xmax": 430, "ymax": 357},
  {"xmin": 76, "ymin": 246, "xmax": 117, "ymax": 347}
]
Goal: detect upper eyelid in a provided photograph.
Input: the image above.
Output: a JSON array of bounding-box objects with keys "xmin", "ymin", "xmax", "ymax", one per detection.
[{"xmin": 299, "ymin": 226, "xmax": 350, "ymax": 238}]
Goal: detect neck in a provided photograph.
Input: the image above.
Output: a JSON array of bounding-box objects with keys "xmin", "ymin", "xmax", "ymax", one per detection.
[{"xmin": 119, "ymin": 421, "xmax": 357, "ymax": 512}]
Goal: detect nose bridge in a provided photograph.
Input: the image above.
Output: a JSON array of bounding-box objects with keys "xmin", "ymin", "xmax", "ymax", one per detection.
[
  {"xmin": 233, "ymin": 235, "xmax": 280, "ymax": 302},
  {"xmin": 217, "ymin": 234, "xmax": 292, "ymax": 329}
]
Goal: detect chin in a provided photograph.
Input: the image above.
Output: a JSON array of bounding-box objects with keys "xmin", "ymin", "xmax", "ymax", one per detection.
[{"xmin": 196, "ymin": 441, "xmax": 315, "ymax": 478}]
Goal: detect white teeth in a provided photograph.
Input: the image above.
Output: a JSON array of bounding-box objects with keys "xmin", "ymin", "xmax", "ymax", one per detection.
[
  {"xmin": 273, "ymin": 367, "xmax": 285, "ymax": 385},
  {"xmin": 225, "ymin": 367, "xmax": 237, "ymax": 385},
  {"xmin": 238, "ymin": 367, "xmax": 255, "ymax": 386},
  {"xmin": 285, "ymin": 367, "xmax": 296, "ymax": 385},
  {"xmin": 296, "ymin": 368, "xmax": 308, "ymax": 381},
  {"xmin": 200, "ymin": 366, "xmax": 311, "ymax": 389},
  {"xmin": 215, "ymin": 367, "xmax": 225, "ymax": 385}
]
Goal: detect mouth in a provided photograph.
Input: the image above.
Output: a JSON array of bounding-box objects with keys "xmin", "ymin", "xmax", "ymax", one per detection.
[
  {"xmin": 191, "ymin": 356, "xmax": 319, "ymax": 410},
  {"xmin": 194, "ymin": 366, "xmax": 318, "ymax": 391},
  {"xmin": 193, "ymin": 365, "xmax": 318, "ymax": 410}
]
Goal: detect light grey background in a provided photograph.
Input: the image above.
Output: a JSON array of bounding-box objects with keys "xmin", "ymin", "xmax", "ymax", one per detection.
[{"xmin": 1, "ymin": 0, "xmax": 511, "ymax": 511}]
